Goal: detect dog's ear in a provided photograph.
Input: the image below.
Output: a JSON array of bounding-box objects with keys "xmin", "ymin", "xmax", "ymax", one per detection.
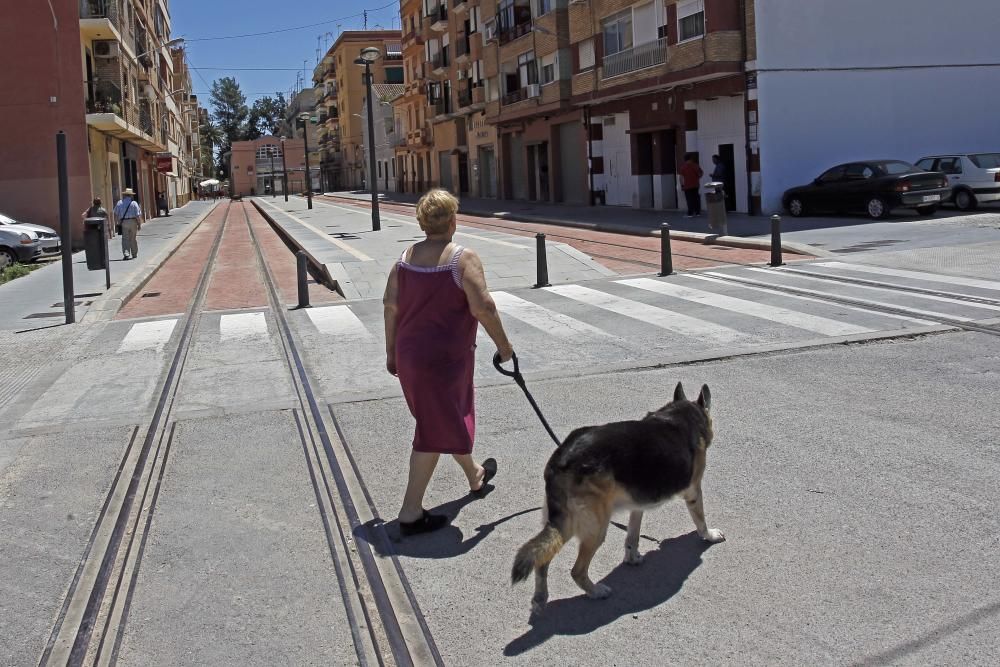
[
  {"xmin": 697, "ymin": 384, "xmax": 711, "ymax": 411},
  {"xmin": 673, "ymin": 382, "xmax": 687, "ymax": 403}
]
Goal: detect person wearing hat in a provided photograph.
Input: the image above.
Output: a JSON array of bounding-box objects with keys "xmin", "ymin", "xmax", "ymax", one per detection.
[{"xmin": 114, "ymin": 188, "xmax": 143, "ymax": 260}]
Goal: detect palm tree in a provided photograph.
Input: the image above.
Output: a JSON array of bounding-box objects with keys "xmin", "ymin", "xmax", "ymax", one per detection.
[{"xmin": 199, "ymin": 119, "xmax": 223, "ymax": 177}]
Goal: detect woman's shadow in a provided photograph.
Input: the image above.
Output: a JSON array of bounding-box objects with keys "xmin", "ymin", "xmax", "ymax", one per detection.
[
  {"xmin": 504, "ymin": 531, "xmax": 716, "ymax": 656},
  {"xmin": 354, "ymin": 484, "xmax": 539, "ymax": 559}
]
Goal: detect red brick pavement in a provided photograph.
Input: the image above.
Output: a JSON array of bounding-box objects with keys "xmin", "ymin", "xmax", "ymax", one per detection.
[
  {"xmin": 317, "ymin": 195, "xmax": 793, "ymax": 273},
  {"xmin": 202, "ymin": 203, "xmax": 268, "ymax": 311},
  {"xmin": 116, "ymin": 203, "xmax": 228, "ymax": 319}
]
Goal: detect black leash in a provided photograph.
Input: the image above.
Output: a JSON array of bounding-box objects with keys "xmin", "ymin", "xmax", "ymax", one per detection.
[{"xmin": 493, "ymin": 352, "xmax": 562, "ymax": 447}]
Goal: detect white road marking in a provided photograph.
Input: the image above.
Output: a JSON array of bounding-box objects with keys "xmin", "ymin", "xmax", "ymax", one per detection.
[
  {"xmin": 618, "ymin": 277, "xmax": 874, "ymax": 336},
  {"xmin": 701, "ymin": 271, "xmax": 959, "ymax": 323},
  {"xmin": 259, "ymin": 198, "xmax": 373, "ymax": 261},
  {"xmin": 219, "ymin": 312, "xmax": 268, "ymax": 341},
  {"xmin": 306, "ymin": 305, "xmax": 371, "ymax": 339},
  {"xmin": 814, "ymin": 261, "xmax": 1000, "ymax": 292},
  {"xmin": 117, "ymin": 319, "xmax": 178, "ymax": 353},
  {"xmin": 491, "ymin": 291, "xmax": 610, "ymax": 338},
  {"xmin": 543, "ymin": 284, "xmax": 749, "ymax": 343}
]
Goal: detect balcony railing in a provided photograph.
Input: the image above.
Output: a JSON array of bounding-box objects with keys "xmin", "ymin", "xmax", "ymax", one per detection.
[
  {"xmin": 428, "ymin": 4, "xmax": 448, "ymax": 25},
  {"xmin": 498, "ymin": 19, "xmax": 531, "ymax": 45},
  {"xmin": 456, "ymin": 35, "xmax": 470, "ymax": 60},
  {"xmin": 602, "ymin": 37, "xmax": 668, "ymax": 78},
  {"xmin": 431, "ymin": 52, "xmax": 449, "ymax": 72},
  {"xmin": 80, "ymin": 0, "xmax": 116, "ymax": 21},
  {"xmin": 433, "ymin": 98, "xmax": 452, "ymax": 116},
  {"xmin": 501, "ymin": 89, "xmax": 526, "ymax": 106},
  {"xmin": 85, "ymin": 80, "xmax": 123, "ymax": 115},
  {"xmin": 458, "ymin": 88, "xmax": 473, "ymax": 108}
]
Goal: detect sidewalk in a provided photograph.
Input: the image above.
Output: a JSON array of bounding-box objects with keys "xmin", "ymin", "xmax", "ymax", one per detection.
[
  {"xmin": 0, "ymin": 201, "xmax": 216, "ymax": 331},
  {"xmin": 252, "ymin": 196, "xmax": 614, "ymax": 300},
  {"xmin": 325, "ymin": 189, "xmax": 826, "ymax": 247}
]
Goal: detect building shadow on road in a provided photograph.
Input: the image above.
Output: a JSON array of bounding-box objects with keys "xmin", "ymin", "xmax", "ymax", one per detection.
[{"xmin": 504, "ymin": 531, "xmax": 716, "ymax": 657}]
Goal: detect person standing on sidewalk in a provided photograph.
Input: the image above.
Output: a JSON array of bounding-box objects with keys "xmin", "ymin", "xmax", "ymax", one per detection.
[
  {"xmin": 82, "ymin": 198, "xmax": 112, "ymax": 238},
  {"xmin": 680, "ymin": 153, "xmax": 704, "ymax": 218},
  {"xmin": 156, "ymin": 191, "xmax": 170, "ymax": 217},
  {"xmin": 114, "ymin": 188, "xmax": 142, "ymax": 260},
  {"xmin": 383, "ymin": 189, "xmax": 515, "ymax": 536}
]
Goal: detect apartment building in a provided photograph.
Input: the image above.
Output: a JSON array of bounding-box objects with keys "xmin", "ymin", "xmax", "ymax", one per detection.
[
  {"xmin": 394, "ymin": 0, "xmax": 432, "ymax": 194},
  {"xmin": 170, "ymin": 46, "xmax": 202, "ymax": 206},
  {"xmin": 311, "ymin": 31, "xmax": 404, "ymax": 191},
  {"xmin": 230, "ymin": 137, "xmax": 306, "ymax": 197},
  {"xmin": 0, "ymin": 0, "xmax": 196, "ymax": 244},
  {"xmin": 279, "ymin": 88, "xmax": 323, "ymax": 192}
]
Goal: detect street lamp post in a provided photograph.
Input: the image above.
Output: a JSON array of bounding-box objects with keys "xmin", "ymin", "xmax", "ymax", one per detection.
[
  {"xmin": 298, "ymin": 112, "xmax": 313, "ymax": 210},
  {"xmin": 269, "ymin": 146, "xmax": 276, "ymax": 198},
  {"xmin": 355, "ymin": 47, "xmax": 381, "ymax": 231},
  {"xmin": 280, "ymin": 136, "xmax": 289, "ymax": 202}
]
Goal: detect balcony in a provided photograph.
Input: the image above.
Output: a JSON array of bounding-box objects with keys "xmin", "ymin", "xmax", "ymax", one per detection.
[
  {"xmin": 455, "ymin": 35, "xmax": 471, "ymax": 62},
  {"xmin": 431, "ymin": 53, "xmax": 449, "ymax": 75},
  {"xmin": 85, "ymin": 79, "xmax": 163, "ymax": 150},
  {"xmin": 433, "ymin": 98, "xmax": 453, "ymax": 117},
  {"xmin": 79, "ymin": 0, "xmax": 123, "ymax": 41},
  {"xmin": 429, "ymin": 5, "xmax": 448, "ymax": 32},
  {"xmin": 602, "ymin": 37, "xmax": 668, "ymax": 79},
  {"xmin": 501, "ymin": 84, "xmax": 539, "ymax": 106},
  {"xmin": 498, "ymin": 16, "xmax": 532, "ymax": 45},
  {"xmin": 453, "ymin": 0, "xmax": 469, "ymax": 13}
]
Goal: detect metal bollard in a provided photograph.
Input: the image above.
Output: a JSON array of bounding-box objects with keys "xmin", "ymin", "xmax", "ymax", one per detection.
[
  {"xmin": 770, "ymin": 214, "xmax": 784, "ymax": 267},
  {"xmin": 534, "ymin": 233, "xmax": 550, "ymax": 289},
  {"xmin": 659, "ymin": 222, "xmax": 673, "ymax": 276},
  {"xmin": 296, "ymin": 251, "xmax": 311, "ymax": 308}
]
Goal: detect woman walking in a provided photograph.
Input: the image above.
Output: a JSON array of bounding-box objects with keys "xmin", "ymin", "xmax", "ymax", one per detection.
[{"xmin": 383, "ymin": 189, "xmax": 514, "ymax": 536}]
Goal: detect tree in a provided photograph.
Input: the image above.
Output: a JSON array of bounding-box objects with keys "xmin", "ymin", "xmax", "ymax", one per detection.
[
  {"xmin": 246, "ymin": 93, "xmax": 288, "ymax": 140},
  {"xmin": 209, "ymin": 77, "xmax": 249, "ymax": 177},
  {"xmin": 199, "ymin": 119, "xmax": 222, "ymax": 178}
]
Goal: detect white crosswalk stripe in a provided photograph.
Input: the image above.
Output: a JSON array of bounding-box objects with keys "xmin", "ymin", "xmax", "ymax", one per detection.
[
  {"xmin": 544, "ymin": 283, "xmax": 749, "ymax": 343},
  {"xmin": 690, "ymin": 274, "xmax": 938, "ymax": 326},
  {"xmin": 617, "ymin": 277, "xmax": 875, "ymax": 336},
  {"xmin": 740, "ymin": 268, "xmax": 974, "ymax": 322},
  {"xmin": 814, "ymin": 261, "xmax": 1000, "ymax": 292},
  {"xmin": 491, "ymin": 290, "xmax": 610, "ymax": 338},
  {"xmin": 118, "ymin": 319, "xmax": 178, "ymax": 353},
  {"xmin": 219, "ymin": 312, "xmax": 268, "ymax": 341},
  {"xmin": 306, "ymin": 305, "xmax": 371, "ymax": 339}
]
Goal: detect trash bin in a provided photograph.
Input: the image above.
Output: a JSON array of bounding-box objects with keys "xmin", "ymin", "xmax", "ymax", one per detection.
[
  {"xmin": 83, "ymin": 217, "xmax": 107, "ymax": 270},
  {"xmin": 704, "ymin": 182, "xmax": 728, "ymax": 235}
]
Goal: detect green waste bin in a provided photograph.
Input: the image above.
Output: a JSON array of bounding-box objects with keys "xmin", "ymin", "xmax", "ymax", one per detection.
[
  {"xmin": 705, "ymin": 182, "xmax": 728, "ymax": 236},
  {"xmin": 83, "ymin": 217, "xmax": 108, "ymax": 270}
]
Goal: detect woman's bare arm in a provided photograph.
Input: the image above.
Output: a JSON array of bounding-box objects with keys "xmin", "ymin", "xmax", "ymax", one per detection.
[
  {"xmin": 383, "ymin": 264, "xmax": 400, "ymax": 375},
  {"xmin": 459, "ymin": 249, "xmax": 513, "ymax": 361}
]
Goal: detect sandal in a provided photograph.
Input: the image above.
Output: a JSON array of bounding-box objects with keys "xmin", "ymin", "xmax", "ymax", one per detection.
[
  {"xmin": 470, "ymin": 458, "xmax": 498, "ymax": 498},
  {"xmin": 399, "ymin": 510, "xmax": 449, "ymax": 537}
]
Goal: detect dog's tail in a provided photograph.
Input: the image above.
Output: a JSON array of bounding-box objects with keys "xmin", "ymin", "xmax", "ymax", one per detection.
[{"xmin": 512, "ymin": 474, "xmax": 568, "ymax": 585}]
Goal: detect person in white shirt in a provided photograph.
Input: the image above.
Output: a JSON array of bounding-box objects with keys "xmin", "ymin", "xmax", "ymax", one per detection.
[{"xmin": 113, "ymin": 188, "xmax": 142, "ymax": 260}]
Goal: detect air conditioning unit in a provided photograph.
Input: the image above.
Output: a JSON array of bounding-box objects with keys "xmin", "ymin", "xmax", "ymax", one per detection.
[
  {"xmin": 93, "ymin": 40, "xmax": 120, "ymax": 58},
  {"xmin": 526, "ymin": 83, "xmax": 540, "ymax": 98}
]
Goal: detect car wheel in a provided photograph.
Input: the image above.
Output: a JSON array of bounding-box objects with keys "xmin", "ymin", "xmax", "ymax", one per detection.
[
  {"xmin": 787, "ymin": 197, "xmax": 806, "ymax": 217},
  {"xmin": 0, "ymin": 248, "xmax": 17, "ymax": 270},
  {"xmin": 867, "ymin": 197, "xmax": 889, "ymax": 220},
  {"xmin": 916, "ymin": 205, "xmax": 938, "ymax": 216},
  {"xmin": 954, "ymin": 189, "xmax": 978, "ymax": 211}
]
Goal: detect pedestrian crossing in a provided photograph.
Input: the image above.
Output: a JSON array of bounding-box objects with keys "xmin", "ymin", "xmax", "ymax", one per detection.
[{"xmin": 107, "ymin": 262, "xmax": 1000, "ymax": 369}]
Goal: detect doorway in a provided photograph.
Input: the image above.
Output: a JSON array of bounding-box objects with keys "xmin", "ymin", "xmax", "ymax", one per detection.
[
  {"xmin": 458, "ymin": 153, "xmax": 469, "ymax": 194},
  {"xmin": 527, "ymin": 143, "xmax": 549, "ymax": 201},
  {"xmin": 478, "ymin": 146, "xmax": 497, "ymax": 198},
  {"xmin": 718, "ymin": 143, "xmax": 737, "ymax": 211}
]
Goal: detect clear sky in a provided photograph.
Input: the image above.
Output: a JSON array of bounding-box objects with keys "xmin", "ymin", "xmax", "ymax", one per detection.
[{"xmin": 172, "ymin": 0, "xmax": 401, "ymax": 106}]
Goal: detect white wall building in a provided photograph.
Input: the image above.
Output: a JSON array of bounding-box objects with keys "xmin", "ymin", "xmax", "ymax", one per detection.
[
  {"xmin": 751, "ymin": 0, "xmax": 1000, "ymax": 212},
  {"xmin": 361, "ymin": 84, "xmax": 405, "ymax": 194}
]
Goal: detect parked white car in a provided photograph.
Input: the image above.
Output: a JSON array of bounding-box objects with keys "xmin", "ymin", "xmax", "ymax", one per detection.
[
  {"xmin": 914, "ymin": 153, "xmax": 1000, "ymax": 211},
  {"xmin": 0, "ymin": 212, "xmax": 61, "ymax": 255}
]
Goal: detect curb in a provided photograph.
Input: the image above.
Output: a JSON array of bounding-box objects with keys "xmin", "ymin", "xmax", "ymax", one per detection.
[
  {"xmin": 318, "ymin": 193, "xmax": 832, "ymax": 258},
  {"xmin": 81, "ymin": 203, "xmax": 219, "ymax": 323},
  {"xmin": 250, "ymin": 199, "xmax": 356, "ymax": 299}
]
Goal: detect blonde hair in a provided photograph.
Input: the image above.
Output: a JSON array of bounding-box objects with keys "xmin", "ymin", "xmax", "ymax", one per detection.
[{"xmin": 416, "ymin": 189, "xmax": 459, "ymax": 235}]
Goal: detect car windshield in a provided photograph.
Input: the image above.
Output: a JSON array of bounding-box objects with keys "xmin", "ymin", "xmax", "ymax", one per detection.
[
  {"xmin": 969, "ymin": 153, "xmax": 1000, "ymax": 168},
  {"xmin": 877, "ymin": 161, "xmax": 917, "ymax": 175}
]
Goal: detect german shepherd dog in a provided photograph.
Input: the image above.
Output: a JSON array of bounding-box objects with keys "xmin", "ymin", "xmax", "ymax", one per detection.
[{"xmin": 511, "ymin": 382, "xmax": 725, "ymax": 612}]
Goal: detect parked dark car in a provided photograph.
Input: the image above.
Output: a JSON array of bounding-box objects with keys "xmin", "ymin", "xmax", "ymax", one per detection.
[{"xmin": 783, "ymin": 161, "xmax": 950, "ymax": 219}]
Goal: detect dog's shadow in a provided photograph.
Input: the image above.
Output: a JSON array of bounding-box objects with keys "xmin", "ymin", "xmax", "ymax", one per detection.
[
  {"xmin": 354, "ymin": 486, "xmax": 539, "ymax": 559},
  {"xmin": 504, "ymin": 531, "xmax": 715, "ymax": 656}
]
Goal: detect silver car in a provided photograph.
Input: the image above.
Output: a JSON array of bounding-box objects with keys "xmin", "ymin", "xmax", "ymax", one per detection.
[
  {"xmin": 0, "ymin": 226, "xmax": 42, "ymax": 269},
  {"xmin": 915, "ymin": 153, "xmax": 1000, "ymax": 211},
  {"xmin": 0, "ymin": 212, "xmax": 61, "ymax": 255}
]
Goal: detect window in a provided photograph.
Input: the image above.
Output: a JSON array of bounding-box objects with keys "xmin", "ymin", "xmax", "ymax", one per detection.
[
  {"xmin": 818, "ymin": 166, "xmax": 845, "ymax": 184},
  {"xmin": 518, "ymin": 51, "xmax": 538, "ymax": 87},
  {"xmin": 541, "ymin": 53, "xmax": 558, "ymax": 84},
  {"xmin": 603, "ymin": 11, "xmax": 633, "ymax": 56},
  {"xmin": 880, "ymin": 161, "xmax": 916, "ymax": 175},
  {"xmin": 578, "ymin": 38, "xmax": 596, "ymax": 70},
  {"xmin": 845, "ymin": 164, "xmax": 875, "ymax": 180},
  {"xmin": 385, "ymin": 67, "xmax": 404, "ymax": 83},
  {"xmin": 970, "ymin": 153, "xmax": 1000, "ymax": 168},
  {"xmin": 678, "ymin": 0, "xmax": 705, "ymax": 41},
  {"xmin": 536, "ymin": 0, "xmax": 552, "ymax": 15},
  {"xmin": 915, "ymin": 158, "xmax": 936, "ymax": 171},
  {"xmin": 470, "ymin": 6, "xmax": 480, "ymax": 32},
  {"xmin": 937, "ymin": 157, "xmax": 963, "ymax": 174}
]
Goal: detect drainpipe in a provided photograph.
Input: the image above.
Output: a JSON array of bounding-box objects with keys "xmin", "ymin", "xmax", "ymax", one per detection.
[
  {"xmin": 585, "ymin": 106, "xmax": 595, "ymax": 205},
  {"xmin": 740, "ymin": 0, "xmax": 754, "ymax": 215}
]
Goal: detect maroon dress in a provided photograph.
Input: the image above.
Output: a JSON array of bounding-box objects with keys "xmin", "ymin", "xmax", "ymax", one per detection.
[{"xmin": 395, "ymin": 245, "xmax": 478, "ymax": 454}]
